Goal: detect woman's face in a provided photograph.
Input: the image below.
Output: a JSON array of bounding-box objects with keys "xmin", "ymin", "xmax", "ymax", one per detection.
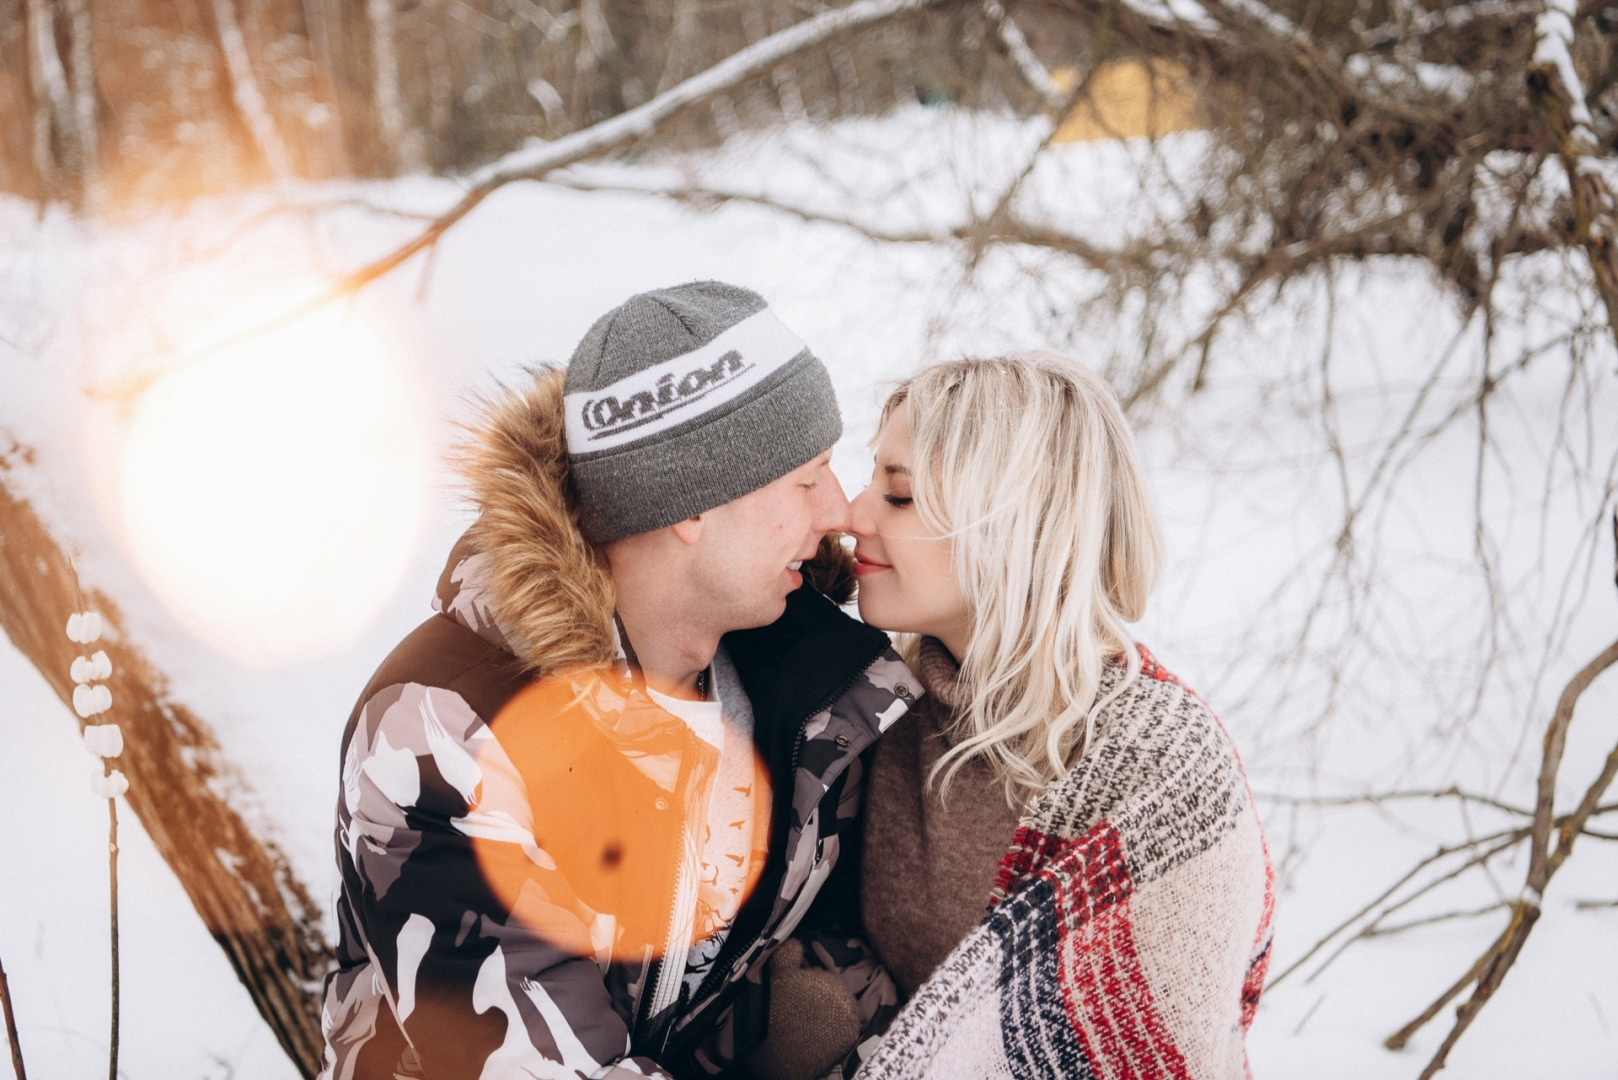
[{"xmin": 848, "ymin": 404, "xmax": 971, "ymax": 658}]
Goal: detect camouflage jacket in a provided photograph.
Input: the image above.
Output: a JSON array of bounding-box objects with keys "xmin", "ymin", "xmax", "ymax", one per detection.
[
  {"xmin": 320, "ymin": 536, "xmax": 915, "ymax": 1080},
  {"xmin": 318, "ymin": 366, "xmax": 913, "ymax": 1080}
]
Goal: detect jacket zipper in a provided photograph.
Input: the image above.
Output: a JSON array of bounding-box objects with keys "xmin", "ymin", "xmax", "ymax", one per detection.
[
  {"xmin": 670, "ymin": 641, "xmax": 894, "ymax": 1038},
  {"xmin": 635, "ymin": 719, "xmax": 726, "ymax": 1056},
  {"xmin": 647, "ymin": 732, "xmax": 713, "ymax": 1022}
]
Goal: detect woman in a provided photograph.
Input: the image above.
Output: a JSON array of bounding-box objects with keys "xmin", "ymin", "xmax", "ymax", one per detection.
[{"xmin": 846, "ymin": 352, "xmax": 1273, "ymax": 1080}]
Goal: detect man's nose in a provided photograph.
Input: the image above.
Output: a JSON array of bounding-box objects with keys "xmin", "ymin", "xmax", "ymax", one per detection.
[
  {"xmin": 846, "ymin": 481, "xmax": 874, "ymax": 539},
  {"xmin": 815, "ymin": 471, "xmax": 852, "ymax": 535}
]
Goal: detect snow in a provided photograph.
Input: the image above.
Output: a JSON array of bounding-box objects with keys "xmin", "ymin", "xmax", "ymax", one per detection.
[
  {"xmin": 1534, "ymin": 0, "xmax": 1595, "ymax": 140},
  {"xmin": 2, "ymin": 106, "xmax": 1617, "ymax": 1077}
]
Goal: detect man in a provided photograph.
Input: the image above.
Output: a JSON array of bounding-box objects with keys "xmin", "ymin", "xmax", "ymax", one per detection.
[{"xmin": 320, "ymin": 282, "xmax": 916, "ymax": 1080}]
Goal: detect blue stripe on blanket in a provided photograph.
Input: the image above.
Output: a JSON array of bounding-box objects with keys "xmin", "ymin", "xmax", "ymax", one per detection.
[{"xmin": 992, "ymin": 875, "xmax": 1096, "ymax": 1079}]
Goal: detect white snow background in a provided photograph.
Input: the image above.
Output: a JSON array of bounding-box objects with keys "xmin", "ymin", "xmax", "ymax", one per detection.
[{"xmin": 2, "ymin": 107, "xmax": 1616, "ymax": 1078}]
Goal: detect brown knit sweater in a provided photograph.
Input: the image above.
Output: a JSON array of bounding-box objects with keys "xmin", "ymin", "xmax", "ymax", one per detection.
[{"xmin": 860, "ymin": 638, "xmax": 1024, "ymax": 997}]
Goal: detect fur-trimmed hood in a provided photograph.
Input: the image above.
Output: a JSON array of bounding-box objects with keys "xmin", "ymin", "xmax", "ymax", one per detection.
[{"xmin": 438, "ymin": 368, "xmax": 856, "ymax": 676}]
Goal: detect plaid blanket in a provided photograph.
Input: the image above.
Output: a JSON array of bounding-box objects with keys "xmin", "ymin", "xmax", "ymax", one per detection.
[{"xmin": 854, "ymin": 646, "xmax": 1273, "ymax": 1080}]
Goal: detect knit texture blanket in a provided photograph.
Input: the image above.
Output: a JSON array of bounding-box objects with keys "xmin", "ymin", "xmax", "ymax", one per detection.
[{"xmin": 853, "ymin": 645, "xmax": 1274, "ymax": 1080}]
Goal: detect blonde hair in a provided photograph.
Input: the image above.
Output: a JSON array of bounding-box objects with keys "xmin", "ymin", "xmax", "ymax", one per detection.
[{"xmin": 883, "ymin": 351, "xmax": 1164, "ymax": 807}]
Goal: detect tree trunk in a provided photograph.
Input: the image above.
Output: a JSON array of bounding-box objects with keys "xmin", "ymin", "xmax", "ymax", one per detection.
[
  {"xmin": 64, "ymin": 0, "xmax": 95, "ymax": 190},
  {"xmin": 301, "ymin": 0, "xmax": 350, "ymax": 177},
  {"xmin": 24, "ymin": 0, "xmax": 73, "ymax": 192},
  {"xmin": 210, "ymin": 0, "xmax": 293, "ymax": 179},
  {"xmin": 0, "ymin": 459, "xmax": 331, "ymax": 1079},
  {"xmin": 367, "ymin": 0, "xmax": 421, "ymax": 173}
]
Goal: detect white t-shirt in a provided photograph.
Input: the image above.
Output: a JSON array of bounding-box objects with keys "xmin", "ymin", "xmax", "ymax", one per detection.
[{"xmin": 645, "ymin": 647, "xmax": 763, "ymax": 997}]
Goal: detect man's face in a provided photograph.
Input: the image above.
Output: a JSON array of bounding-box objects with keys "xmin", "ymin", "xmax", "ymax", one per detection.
[{"xmin": 693, "ymin": 450, "xmax": 851, "ymax": 631}]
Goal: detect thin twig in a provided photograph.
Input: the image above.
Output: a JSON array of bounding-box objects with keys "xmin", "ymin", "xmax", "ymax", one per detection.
[
  {"xmin": 1301, "ymin": 831, "xmax": 1526, "ymax": 985},
  {"xmin": 107, "ymin": 792, "xmax": 119, "ymax": 1080},
  {"xmin": 541, "ymin": 174, "xmax": 1142, "ymax": 274},
  {"xmin": 1385, "ymin": 925, "xmax": 1511, "ymax": 1050},
  {"xmin": 0, "ymin": 953, "xmax": 25, "ymax": 1080},
  {"xmin": 1362, "ymin": 901, "xmax": 1508, "ymax": 938},
  {"xmin": 1266, "ymin": 826, "xmax": 1525, "ymax": 989},
  {"xmin": 1256, "ymin": 786, "xmax": 1534, "ymax": 818}
]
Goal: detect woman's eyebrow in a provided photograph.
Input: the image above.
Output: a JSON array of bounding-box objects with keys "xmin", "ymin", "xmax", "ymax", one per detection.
[{"xmin": 883, "ymin": 463, "xmax": 912, "ymax": 477}]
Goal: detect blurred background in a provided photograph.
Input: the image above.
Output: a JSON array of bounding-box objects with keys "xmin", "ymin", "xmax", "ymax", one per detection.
[{"xmin": 2, "ymin": 1, "xmax": 1617, "ymax": 1077}]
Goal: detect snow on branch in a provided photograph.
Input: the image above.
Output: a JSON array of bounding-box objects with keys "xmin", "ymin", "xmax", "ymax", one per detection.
[
  {"xmin": 388, "ymin": 0, "xmax": 937, "ymax": 275},
  {"xmin": 464, "ymin": 0, "xmax": 937, "ymax": 191},
  {"xmin": 1532, "ymin": 0, "xmax": 1597, "ymax": 147},
  {"xmin": 1112, "ymin": 0, "xmax": 1219, "ymax": 32},
  {"xmin": 982, "ymin": 0, "xmax": 1066, "ymax": 109},
  {"xmin": 98, "ymin": 0, "xmax": 941, "ymax": 404},
  {"xmin": 1357, "ymin": 1, "xmax": 1541, "ymax": 47},
  {"xmin": 1215, "ymin": 0, "xmax": 1301, "ymax": 39},
  {"xmin": 1526, "ymin": 0, "xmax": 1618, "ymax": 333}
]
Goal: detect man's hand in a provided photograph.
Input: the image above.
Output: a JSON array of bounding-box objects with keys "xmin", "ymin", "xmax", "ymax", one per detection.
[{"xmin": 743, "ymin": 938, "xmax": 862, "ymax": 1080}]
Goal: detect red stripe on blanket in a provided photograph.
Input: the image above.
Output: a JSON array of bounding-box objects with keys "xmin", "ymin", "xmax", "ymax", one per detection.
[
  {"xmin": 1240, "ymin": 858, "xmax": 1276, "ymax": 1030},
  {"xmin": 1134, "ymin": 643, "xmax": 1184, "ymax": 688},
  {"xmin": 989, "ymin": 826, "xmax": 1066, "ymax": 904},
  {"xmin": 1048, "ymin": 820, "xmax": 1192, "ymax": 1080}
]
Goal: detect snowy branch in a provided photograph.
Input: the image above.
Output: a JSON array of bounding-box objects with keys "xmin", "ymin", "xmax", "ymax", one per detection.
[
  {"xmin": 97, "ymin": 0, "xmax": 942, "ymax": 403},
  {"xmin": 982, "ymin": 0, "xmax": 1065, "ymax": 109},
  {"xmin": 1527, "ymin": 0, "xmax": 1618, "ymax": 349}
]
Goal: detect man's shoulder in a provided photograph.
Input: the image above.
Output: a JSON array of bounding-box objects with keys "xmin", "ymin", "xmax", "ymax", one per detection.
[{"xmin": 349, "ymin": 613, "xmax": 531, "ymax": 732}]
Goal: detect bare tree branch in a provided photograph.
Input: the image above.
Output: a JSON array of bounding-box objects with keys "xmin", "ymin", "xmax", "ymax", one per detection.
[
  {"xmin": 1390, "ymin": 513, "xmax": 1618, "ymax": 1073},
  {"xmin": 0, "ymin": 952, "xmax": 24, "ymax": 1080},
  {"xmin": 0, "ymin": 457, "xmax": 331, "ymax": 1077}
]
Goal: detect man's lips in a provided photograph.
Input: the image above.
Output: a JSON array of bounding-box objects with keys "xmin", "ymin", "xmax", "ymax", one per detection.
[{"xmin": 853, "ymin": 552, "xmax": 890, "ymax": 576}]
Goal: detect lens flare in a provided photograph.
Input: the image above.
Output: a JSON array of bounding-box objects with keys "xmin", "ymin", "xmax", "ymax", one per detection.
[
  {"xmin": 119, "ymin": 295, "xmax": 426, "ymax": 666},
  {"xmin": 473, "ymin": 672, "xmax": 770, "ymax": 963}
]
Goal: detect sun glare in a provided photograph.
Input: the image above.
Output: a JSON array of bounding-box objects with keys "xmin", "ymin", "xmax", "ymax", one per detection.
[{"xmin": 120, "ymin": 293, "xmax": 427, "ymax": 667}]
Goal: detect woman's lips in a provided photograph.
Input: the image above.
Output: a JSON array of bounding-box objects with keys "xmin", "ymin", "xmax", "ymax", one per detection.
[{"xmin": 853, "ymin": 552, "xmax": 891, "ymax": 576}]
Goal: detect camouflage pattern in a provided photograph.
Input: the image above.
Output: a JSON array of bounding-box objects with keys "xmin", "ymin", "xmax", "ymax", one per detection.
[{"xmin": 319, "ymin": 540, "xmax": 915, "ymax": 1080}]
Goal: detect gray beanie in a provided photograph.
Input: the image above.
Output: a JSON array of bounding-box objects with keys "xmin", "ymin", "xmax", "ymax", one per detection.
[{"xmin": 563, "ymin": 281, "xmax": 842, "ymax": 542}]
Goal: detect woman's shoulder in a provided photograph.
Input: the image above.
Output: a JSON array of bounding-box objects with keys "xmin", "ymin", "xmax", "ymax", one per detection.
[
  {"xmin": 1094, "ymin": 642, "xmax": 1236, "ymax": 762},
  {"xmin": 1023, "ymin": 643, "xmax": 1259, "ymax": 878}
]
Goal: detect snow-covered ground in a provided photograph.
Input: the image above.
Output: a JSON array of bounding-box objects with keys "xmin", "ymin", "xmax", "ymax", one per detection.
[{"xmin": 3, "ymin": 107, "xmax": 1616, "ymax": 1078}]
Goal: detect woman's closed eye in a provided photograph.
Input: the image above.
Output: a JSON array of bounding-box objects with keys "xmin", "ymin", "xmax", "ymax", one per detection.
[{"xmin": 883, "ymin": 493, "xmax": 913, "ymax": 508}]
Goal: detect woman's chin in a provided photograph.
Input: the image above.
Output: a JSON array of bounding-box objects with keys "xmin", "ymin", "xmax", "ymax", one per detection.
[{"xmin": 855, "ymin": 597, "xmax": 907, "ymax": 634}]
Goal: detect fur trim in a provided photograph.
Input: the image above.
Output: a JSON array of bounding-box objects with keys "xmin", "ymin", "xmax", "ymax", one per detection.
[{"xmin": 462, "ymin": 368, "xmax": 618, "ymax": 676}]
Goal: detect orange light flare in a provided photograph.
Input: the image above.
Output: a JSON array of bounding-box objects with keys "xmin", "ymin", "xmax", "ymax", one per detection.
[
  {"xmin": 471, "ymin": 671, "xmax": 771, "ymax": 964},
  {"xmin": 107, "ymin": 283, "xmax": 429, "ymax": 667}
]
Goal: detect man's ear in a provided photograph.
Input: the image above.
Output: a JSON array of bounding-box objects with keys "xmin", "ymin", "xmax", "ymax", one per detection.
[{"xmin": 669, "ymin": 514, "xmax": 704, "ymax": 545}]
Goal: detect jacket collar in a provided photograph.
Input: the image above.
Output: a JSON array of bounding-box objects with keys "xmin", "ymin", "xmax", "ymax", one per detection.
[{"xmin": 453, "ymin": 368, "xmax": 619, "ymax": 677}]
